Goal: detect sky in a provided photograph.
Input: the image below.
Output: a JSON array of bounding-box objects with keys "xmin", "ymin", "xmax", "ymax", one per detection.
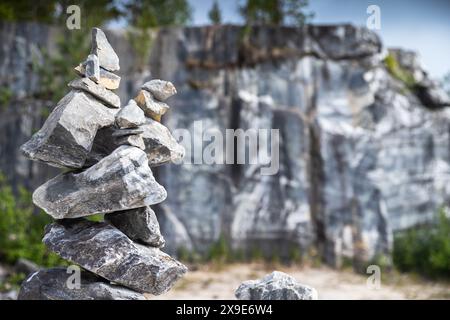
[{"xmin": 188, "ymin": 0, "xmax": 450, "ymax": 79}]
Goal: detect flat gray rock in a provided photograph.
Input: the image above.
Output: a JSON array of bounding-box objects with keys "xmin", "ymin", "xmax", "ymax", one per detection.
[
  {"xmin": 43, "ymin": 220, "xmax": 187, "ymax": 295},
  {"xmin": 141, "ymin": 117, "xmax": 185, "ymax": 166},
  {"xmin": 83, "ymin": 54, "xmax": 100, "ymax": 82},
  {"xmin": 33, "ymin": 145, "xmax": 167, "ymax": 219},
  {"xmin": 115, "ymin": 134, "xmax": 145, "ymax": 150},
  {"xmin": 20, "ymin": 90, "xmax": 117, "ymax": 169},
  {"xmin": 141, "ymin": 79, "xmax": 177, "ymax": 101},
  {"xmin": 90, "ymin": 28, "xmax": 120, "ymax": 72},
  {"xmin": 105, "ymin": 206, "xmax": 165, "ymax": 247},
  {"xmin": 235, "ymin": 271, "xmax": 318, "ymax": 300},
  {"xmin": 18, "ymin": 268, "xmax": 145, "ymax": 300},
  {"xmin": 68, "ymin": 78, "xmax": 120, "ymax": 108},
  {"xmin": 135, "ymin": 90, "xmax": 169, "ymax": 121},
  {"xmin": 75, "ymin": 64, "xmax": 121, "ymax": 90},
  {"xmin": 116, "ymin": 100, "xmax": 146, "ymax": 128}
]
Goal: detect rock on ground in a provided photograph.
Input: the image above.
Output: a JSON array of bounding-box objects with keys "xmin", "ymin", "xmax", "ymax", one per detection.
[
  {"xmin": 43, "ymin": 219, "xmax": 187, "ymax": 295},
  {"xmin": 18, "ymin": 268, "xmax": 145, "ymax": 300},
  {"xmin": 33, "ymin": 145, "xmax": 167, "ymax": 219},
  {"xmin": 235, "ymin": 271, "xmax": 318, "ymax": 300}
]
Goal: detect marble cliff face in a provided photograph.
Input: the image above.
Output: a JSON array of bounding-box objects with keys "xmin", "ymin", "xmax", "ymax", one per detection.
[{"xmin": 1, "ymin": 23, "xmax": 449, "ymax": 267}]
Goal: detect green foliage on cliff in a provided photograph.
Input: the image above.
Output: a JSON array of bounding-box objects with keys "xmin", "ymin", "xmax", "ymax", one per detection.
[
  {"xmin": 239, "ymin": 0, "xmax": 314, "ymax": 26},
  {"xmin": 393, "ymin": 208, "xmax": 450, "ymax": 279},
  {"xmin": 0, "ymin": 0, "xmax": 121, "ymax": 24},
  {"xmin": 384, "ymin": 53, "xmax": 417, "ymax": 89},
  {"xmin": 0, "ymin": 173, "xmax": 63, "ymax": 267},
  {"xmin": 124, "ymin": 0, "xmax": 192, "ymax": 70}
]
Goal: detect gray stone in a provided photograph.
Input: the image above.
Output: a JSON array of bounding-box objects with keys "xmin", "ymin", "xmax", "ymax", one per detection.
[
  {"xmin": 20, "ymin": 90, "xmax": 117, "ymax": 169},
  {"xmin": 135, "ymin": 90, "xmax": 169, "ymax": 121},
  {"xmin": 32, "ymin": 145, "xmax": 167, "ymax": 219},
  {"xmin": 90, "ymin": 28, "xmax": 120, "ymax": 72},
  {"xmin": 43, "ymin": 219, "xmax": 187, "ymax": 295},
  {"xmin": 141, "ymin": 79, "xmax": 177, "ymax": 101},
  {"xmin": 18, "ymin": 268, "xmax": 145, "ymax": 300},
  {"xmin": 115, "ymin": 134, "xmax": 145, "ymax": 150},
  {"xmin": 68, "ymin": 78, "xmax": 120, "ymax": 108},
  {"xmin": 105, "ymin": 206, "xmax": 165, "ymax": 247},
  {"xmin": 83, "ymin": 53, "xmax": 100, "ymax": 82},
  {"xmin": 116, "ymin": 99, "xmax": 146, "ymax": 128},
  {"xmin": 75, "ymin": 64, "xmax": 121, "ymax": 90},
  {"xmin": 141, "ymin": 118, "xmax": 185, "ymax": 166},
  {"xmin": 235, "ymin": 271, "xmax": 318, "ymax": 300}
]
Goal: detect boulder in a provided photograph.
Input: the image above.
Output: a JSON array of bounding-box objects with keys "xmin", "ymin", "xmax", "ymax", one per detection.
[
  {"xmin": 18, "ymin": 268, "xmax": 145, "ymax": 300},
  {"xmin": 135, "ymin": 90, "xmax": 169, "ymax": 121},
  {"xmin": 115, "ymin": 100, "xmax": 146, "ymax": 128},
  {"xmin": 75, "ymin": 64, "xmax": 121, "ymax": 90},
  {"xmin": 68, "ymin": 78, "xmax": 120, "ymax": 108},
  {"xmin": 90, "ymin": 28, "xmax": 120, "ymax": 72},
  {"xmin": 83, "ymin": 53, "xmax": 100, "ymax": 82},
  {"xmin": 105, "ymin": 206, "xmax": 165, "ymax": 247},
  {"xmin": 43, "ymin": 219, "xmax": 187, "ymax": 295},
  {"xmin": 235, "ymin": 271, "xmax": 318, "ymax": 300},
  {"xmin": 141, "ymin": 118, "xmax": 185, "ymax": 166},
  {"xmin": 141, "ymin": 79, "xmax": 177, "ymax": 101},
  {"xmin": 20, "ymin": 90, "xmax": 117, "ymax": 169},
  {"xmin": 33, "ymin": 145, "xmax": 167, "ymax": 219},
  {"xmin": 115, "ymin": 134, "xmax": 145, "ymax": 150}
]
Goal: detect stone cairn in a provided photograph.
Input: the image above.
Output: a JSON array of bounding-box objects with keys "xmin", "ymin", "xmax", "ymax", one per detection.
[{"xmin": 18, "ymin": 28, "xmax": 187, "ymax": 300}]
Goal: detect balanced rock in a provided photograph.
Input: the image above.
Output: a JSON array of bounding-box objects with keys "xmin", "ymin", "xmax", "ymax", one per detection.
[
  {"xmin": 142, "ymin": 79, "xmax": 177, "ymax": 101},
  {"xmin": 141, "ymin": 118, "xmax": 185, "ymax": 166},
  {"xmin": 19, "ymin": 268, "xmax": 145, "ymax": 300},
  {"xmin": 91, "ymin": 28, "xmax": 120, "ymax": 72},
  {"xmin": 75, "ymin": 64, "xmax": 121, "ymax": 90},
  {"xmin": 43, "ymin": 219, "xmax": 187, "ymax": 294},
  {"xmin": 105, "ymin": 206, "xmax": 165, "ymax": 247},
  {"xmin": 68, "ymin": 78, "xmax": 120, "ymax": 108},
  {"xmin": 33, "ymin": 145, "xmax": 167, "ymax": 219},
  {"xmin": 83, "ymin": 53, "xmax": 100, "ymax": 82},
  {"xmin": 20, "ymin": 90, "xmax": 117, "ymax": 168},
  {"xmin": 235, "ymin": 271, "xmax": 318, "ymax": 300},
  {"xmin": 135, "ymin": 90, "xmax": 170, "ymax": 121},
  {"xmin": 115, "ymin": 134, "xmax": 145, "ymax": 150},
  {"xmin": 116, "ymin": 100, "xmax": 146, "ymax": 128}
]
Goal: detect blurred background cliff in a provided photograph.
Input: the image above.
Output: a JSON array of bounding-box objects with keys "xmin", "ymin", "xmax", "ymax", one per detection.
[{"xmin": 0, "ymin": 0, "xmax": 449, "ymax": 299}]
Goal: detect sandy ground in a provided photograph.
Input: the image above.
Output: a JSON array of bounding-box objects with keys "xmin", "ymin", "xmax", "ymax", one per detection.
[{"xmin": 148, "ymin": 263, "xmax": 450, "ymax": 300}]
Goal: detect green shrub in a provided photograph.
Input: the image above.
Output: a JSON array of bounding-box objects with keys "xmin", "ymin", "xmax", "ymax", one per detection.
[
  {"xmin": 384, "ymin": 53, "xmax": 417, "ymax": 89},
  {"xmin": 393, "ymin": 208, "xmax": 450, "ymax": 279},
  {"xmin": 0, "ymin": 173, "xmax": 65, "ymax": 267}
]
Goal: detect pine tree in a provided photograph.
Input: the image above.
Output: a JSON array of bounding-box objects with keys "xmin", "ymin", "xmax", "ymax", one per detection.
[{"xmin": 208, "ymin": 0, "xmax": 222, "ymax": 25}]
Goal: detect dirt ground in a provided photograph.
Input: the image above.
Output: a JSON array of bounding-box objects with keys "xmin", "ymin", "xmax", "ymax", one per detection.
[{"xmin": 148, "ymin": 263, "xmax": 450, "ymax": 300}]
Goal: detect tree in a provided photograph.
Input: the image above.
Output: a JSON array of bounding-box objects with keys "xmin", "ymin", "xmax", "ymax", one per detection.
[
  {"xmin": 208, "ymin": 0, "xmax": 222, "ymax": 25},
  {"xmin": 124, "ymin": 0, "xmax": 192, "ymax": 28},
  {"xmin": 239, "ymin": 0, "xmax": 314, "ymax": 27}
]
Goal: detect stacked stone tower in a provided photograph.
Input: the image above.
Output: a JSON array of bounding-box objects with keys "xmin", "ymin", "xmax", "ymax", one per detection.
[{"xmin": 18, "ymin": 28, "xmax": 186, "ymax": 300}]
